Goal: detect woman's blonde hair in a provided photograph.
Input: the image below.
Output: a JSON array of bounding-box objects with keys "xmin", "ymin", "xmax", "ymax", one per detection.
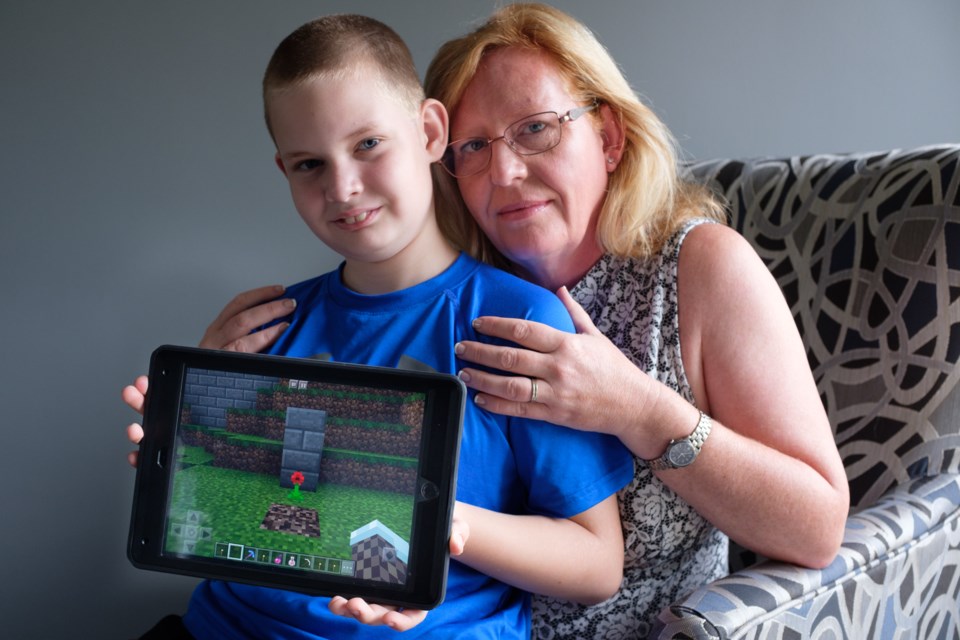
[{"xmin": 425, "ymin": 3, "xmax": 724, "ymax": 270}]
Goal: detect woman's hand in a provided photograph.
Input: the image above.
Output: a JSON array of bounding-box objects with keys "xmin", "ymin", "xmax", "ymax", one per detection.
[
  {"xmin": 454, "ymin": 287, "xmax": 652, "ymax": 440},
  {"xmin": 124, "ymin": 287, "xmax": 292, "ymax": 468},
  {"xmin": 199, "ymin": 284, "xmax": 295, "ymax": 352}
]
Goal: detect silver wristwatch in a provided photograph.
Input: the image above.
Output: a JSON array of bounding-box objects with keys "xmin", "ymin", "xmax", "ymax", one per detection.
[{"xmin": 644, "ymin": 412, "xmax": 712, "ymax": 471}]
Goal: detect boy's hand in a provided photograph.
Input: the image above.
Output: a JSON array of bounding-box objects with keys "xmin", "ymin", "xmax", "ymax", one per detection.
[
  {"xmin": 449, "ymin": 505, "xmax": 469, "ymax": 556},
  {"xmin": 123, "ymin": 375, "xmax": 149, "ymax": 468},
  {"xmin": 328, "ymin": 597, "xmax": 427, "ymax": 631},
  {"xmin": 326, "ymin": 512, "xmax": 468, "ymax": 629},
  {"xmin": 199, "ymin": 285, "xmax": 295, "ymax": 353}
]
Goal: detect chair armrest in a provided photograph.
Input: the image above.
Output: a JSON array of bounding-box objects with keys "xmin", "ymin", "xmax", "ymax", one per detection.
[{"xmin": 651, "ymin": 473, "xmax": 960, "ymax": 639}]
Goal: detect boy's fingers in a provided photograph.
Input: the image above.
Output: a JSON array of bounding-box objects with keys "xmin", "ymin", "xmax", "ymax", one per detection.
[
  {"xmin": 328, "ymin": 596, "xmax": 349, "ymax": 616},
  {"xmin": 122, "ymin": 384, "xmax": 146, "ymax": 415},
  {"xmin": 127, "ymin": 450, "xmax": 139, "ymax": 468},
  {"xmin": 127, "ymin": 422, "xmax": 144, "ymax": 445},
  {"xmin": 383, "ymin": 608, "xmax": 427, "ymax": 631}
]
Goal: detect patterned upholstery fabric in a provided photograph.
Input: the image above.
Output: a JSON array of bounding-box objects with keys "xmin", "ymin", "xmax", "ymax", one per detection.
[{"xmin": 653, "ymin": 146, "xmax": 960, "ymax": 639}]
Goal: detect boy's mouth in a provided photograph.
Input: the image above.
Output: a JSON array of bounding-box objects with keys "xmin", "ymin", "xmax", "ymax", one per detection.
[
  {"xmin": 343, "ymin": 211, "xmax": 370, "ymax": 224},
  {"xmin": 335, "ymin": 207, "xmax": 379, "ymax": 227}
]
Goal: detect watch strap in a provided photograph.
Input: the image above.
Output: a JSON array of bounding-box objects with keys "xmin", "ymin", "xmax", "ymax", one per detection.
[{"xmin": 644, "ymin": 411, "xmax": 712, "ymax": 471}]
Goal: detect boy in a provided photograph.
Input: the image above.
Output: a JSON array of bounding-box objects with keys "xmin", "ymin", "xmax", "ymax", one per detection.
[{"xmin": 127, "ymin": 14, "xmax": 632, "ymax": 639}]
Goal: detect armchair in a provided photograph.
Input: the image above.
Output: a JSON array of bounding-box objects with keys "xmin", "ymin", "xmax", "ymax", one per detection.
[{"xmin": 654, "ymin": 145, "xmax": 960, "ymax": 638}]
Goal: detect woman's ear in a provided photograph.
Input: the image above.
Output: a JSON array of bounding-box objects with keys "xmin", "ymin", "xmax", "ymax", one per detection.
[
  {"xmin": 598, "ymin": 103, "xmax": 625, "ymax": 172},
  {"xmin": 420, "ymin": 98, "xmax": 449, "ymax": 162},
  {"xmin": 274, "ymin": 152, "xmax": 288, "ymax": 176}
]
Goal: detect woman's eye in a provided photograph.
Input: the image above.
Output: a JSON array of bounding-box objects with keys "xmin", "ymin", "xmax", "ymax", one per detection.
[
  {"xmin": 457, "ymin": 139, "xmax": 488, "ymax": 155},
  {"xmin": 518, "ymin": 121, "xmax": 548, "ymax": 136}
]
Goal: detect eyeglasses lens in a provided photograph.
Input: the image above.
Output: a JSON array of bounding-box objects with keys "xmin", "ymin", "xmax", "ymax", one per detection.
[{"xmin": 443, "ymin": 112, "xmax": 562, "ymax": 178}]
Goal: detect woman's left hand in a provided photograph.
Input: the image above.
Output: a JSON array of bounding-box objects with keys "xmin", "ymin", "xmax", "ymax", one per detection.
[{"xmin": 454, "ymin": 287, "xmax": 651, "ymax": 437}]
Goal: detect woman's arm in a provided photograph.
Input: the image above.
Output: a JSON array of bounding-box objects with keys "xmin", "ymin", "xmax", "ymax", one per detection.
[{"xmin": 454, "ymin": 224, "xmax": 849, "ymax": 568}]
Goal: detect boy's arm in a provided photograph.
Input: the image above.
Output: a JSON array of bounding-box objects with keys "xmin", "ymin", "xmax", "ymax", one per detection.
[
  {"xmin": 454, "ymin": 496, "xmax": 623, "ymax": 605},
  {"xmin": 327, "ymin": 497, "xmax": 622, "ymax": 628}
]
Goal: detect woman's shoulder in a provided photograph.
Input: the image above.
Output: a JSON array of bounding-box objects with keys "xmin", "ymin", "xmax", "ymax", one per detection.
[
  {"xmin": 678, "ymin": 221, "xmax": 765, "ymax": 285},
  {"xmin": 677, "ymin": 221, "xmax": 786, "ymax": 347}
]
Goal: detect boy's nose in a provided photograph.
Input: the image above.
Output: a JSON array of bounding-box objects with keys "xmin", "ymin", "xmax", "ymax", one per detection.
[{"xmin": 324, "ymin": 164, "xmax": 362, "ymax": 202}]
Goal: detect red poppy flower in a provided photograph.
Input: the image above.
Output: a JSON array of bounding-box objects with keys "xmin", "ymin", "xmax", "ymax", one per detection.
[{"xmin": 291, "ymin": 471, "xmax": 305, "ymax": 486}]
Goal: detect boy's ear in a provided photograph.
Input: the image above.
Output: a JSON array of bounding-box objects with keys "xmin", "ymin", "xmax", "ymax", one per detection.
[
  {"xmin": 274, "ymin": 152, "xmax": 288, "ymax": 176},
  {"xmin": 420, "ymin": 98, "xmax": 449, "ymax": 162}
]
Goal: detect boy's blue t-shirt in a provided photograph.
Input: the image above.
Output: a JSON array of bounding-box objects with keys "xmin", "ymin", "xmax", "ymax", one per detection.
[{"xmin": 183, "ymin": 253, "xmax": 633, "ymax": 639}]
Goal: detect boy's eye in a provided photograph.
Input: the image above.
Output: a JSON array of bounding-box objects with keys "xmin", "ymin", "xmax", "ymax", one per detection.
[
  {"xmin": 295, "ymin": 159, "xmax": 322, "ymax": 172},
  {"xmin": 357, "ymin": 138, "xmax": 381, "ymax": 152}
]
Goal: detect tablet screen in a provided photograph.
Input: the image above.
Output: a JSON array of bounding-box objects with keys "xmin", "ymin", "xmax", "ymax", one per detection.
[
  {"xmin": 168, "ymin": 365, "xmax": 422, "ymax": 583},
  {"xmin": 130, "ymin": 346, "xmax": 463, "ymax": 608}
]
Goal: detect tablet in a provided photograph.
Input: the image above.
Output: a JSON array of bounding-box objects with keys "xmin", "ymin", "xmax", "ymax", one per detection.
[{"xmin": 128, "ymin": 345, "xmax": 464, "ymax": 609}]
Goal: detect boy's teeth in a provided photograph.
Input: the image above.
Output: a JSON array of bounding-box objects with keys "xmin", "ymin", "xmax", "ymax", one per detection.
[{"xmin": 344, "ymin": 211, "xmax": 369, "ymax": 224}]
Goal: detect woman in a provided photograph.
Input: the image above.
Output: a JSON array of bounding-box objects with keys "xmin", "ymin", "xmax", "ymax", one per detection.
[{"xmin": 198, "ymin": 4, "xmax": 848, "ymax": 636}]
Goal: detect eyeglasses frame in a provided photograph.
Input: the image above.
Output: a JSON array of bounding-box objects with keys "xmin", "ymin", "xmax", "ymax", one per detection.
[{"xmin": 440, "ymin": 101, "xmax": 599, "ymax": 178}]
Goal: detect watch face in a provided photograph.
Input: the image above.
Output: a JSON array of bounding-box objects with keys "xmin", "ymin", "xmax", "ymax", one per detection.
[{"xmin": 668, "ymin": 441, "xmax": 696, "ymax": 467}]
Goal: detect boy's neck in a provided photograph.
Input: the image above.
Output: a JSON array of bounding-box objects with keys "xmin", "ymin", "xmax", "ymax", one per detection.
[{"xmin": 340, "ymin": 235, "xmax": 459, "ymax": 295}]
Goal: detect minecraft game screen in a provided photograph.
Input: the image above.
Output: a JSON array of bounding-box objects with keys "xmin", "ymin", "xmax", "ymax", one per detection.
[{"xmin": 163, "ymin": 367, "xmax": 423, "ymax": 586}]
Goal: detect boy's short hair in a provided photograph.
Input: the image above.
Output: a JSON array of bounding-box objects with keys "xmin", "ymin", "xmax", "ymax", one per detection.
[{"xmin": 263, "ymin": 14, "xmax": 425, "ymax": 138}]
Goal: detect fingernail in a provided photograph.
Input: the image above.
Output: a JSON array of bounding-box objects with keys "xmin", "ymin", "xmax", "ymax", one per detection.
[
  {"xmin": 285, "ymin": 298, "xmax": 297, "ymax": 309},
  {"xmin": 274, "ymin": 284, "xmax": 285, "ymax": 293},
  {"xmin": 472, "ymin": 318, "xmax": 483, "ymax": 329},
  {"xmin": 457, "ymin": 370, "xmax": 471, "ymax": 383},
  {"xmin": 473, "ymin": 394, "xmax": 486, "ymax": 406},
  {"xmin": 454, "ymin": 342, "xmax": 465, "ymax": 355}
]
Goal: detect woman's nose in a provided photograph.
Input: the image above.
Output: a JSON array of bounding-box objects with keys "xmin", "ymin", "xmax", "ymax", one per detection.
[{"xmin": 487, "ymin": 138, "xmax": 527, "ymax": 185}]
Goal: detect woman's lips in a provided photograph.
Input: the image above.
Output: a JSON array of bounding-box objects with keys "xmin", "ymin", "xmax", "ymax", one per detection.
[{"xmin": 496, "ymin": 200, "xmax": 548, "ymax": 220}]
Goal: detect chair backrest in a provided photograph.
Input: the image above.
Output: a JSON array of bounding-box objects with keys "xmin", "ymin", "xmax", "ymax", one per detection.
[{"xmin": 687, "ymin": 145, "xmax": 960, "ymax": 510}]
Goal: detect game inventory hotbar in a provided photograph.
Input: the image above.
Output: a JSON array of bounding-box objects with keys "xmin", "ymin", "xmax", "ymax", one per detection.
[{"xmin": 215, "ymin": 541, "xmax": 356, "ymax": 577}]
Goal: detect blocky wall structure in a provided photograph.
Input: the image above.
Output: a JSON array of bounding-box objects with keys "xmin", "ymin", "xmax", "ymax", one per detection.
[
  {"xmin": 183, "ymin": 369, "xmax": 280, "ymax": 429},
  {"xmin": 280, "ymin": 407, "xmax": 327, "ymax": 491}
]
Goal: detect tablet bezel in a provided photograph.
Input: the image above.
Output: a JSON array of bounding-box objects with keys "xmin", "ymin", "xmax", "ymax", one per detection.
[{"xmin": 128, "ymin": 345, "xmax": 464, "ymax": 609}]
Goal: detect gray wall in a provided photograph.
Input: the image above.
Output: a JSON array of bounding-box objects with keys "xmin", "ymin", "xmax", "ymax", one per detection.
[{"xmin": 2, "ymin": 1, "xmax": 957, "ymax": 637}]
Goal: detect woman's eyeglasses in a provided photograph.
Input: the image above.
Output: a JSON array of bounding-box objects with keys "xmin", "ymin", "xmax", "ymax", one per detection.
[{"xmin": 440, "ymin": 102, "xmax": 598, "ymax": 178}]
